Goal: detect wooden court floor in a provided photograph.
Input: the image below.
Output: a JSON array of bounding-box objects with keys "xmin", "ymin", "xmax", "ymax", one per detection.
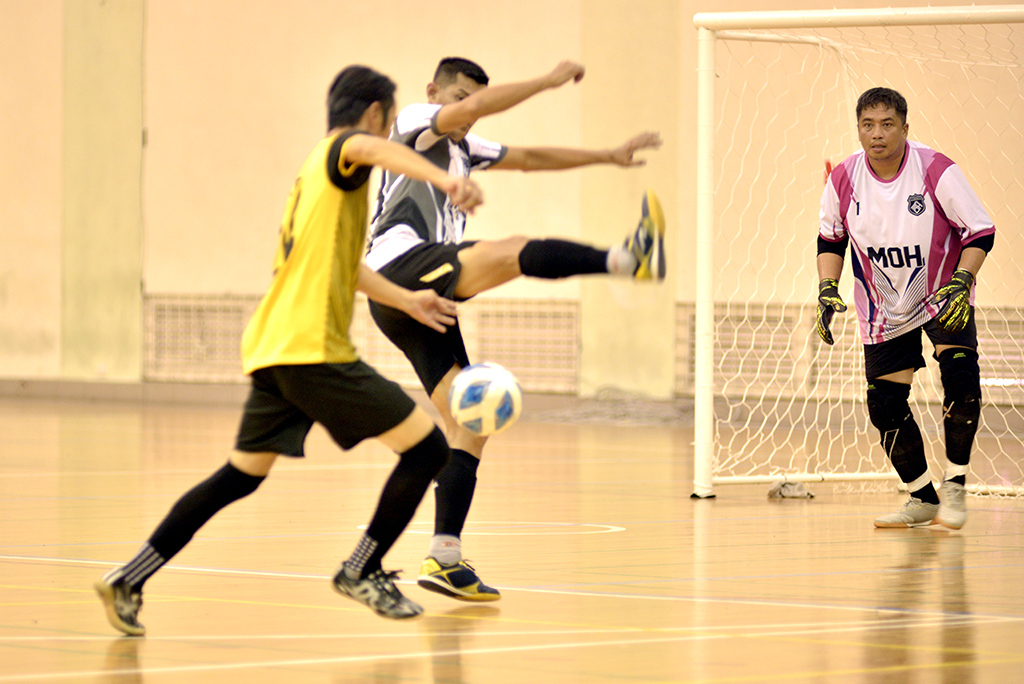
[{"xmin": 2, "ymin": 396, "xmax": 1023, "ymax": 683}]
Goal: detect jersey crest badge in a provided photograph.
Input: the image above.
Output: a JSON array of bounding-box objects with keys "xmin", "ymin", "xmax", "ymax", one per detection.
[{"xmin": 907, "ymin": 194, "xmax": 926, "ymax": 216}]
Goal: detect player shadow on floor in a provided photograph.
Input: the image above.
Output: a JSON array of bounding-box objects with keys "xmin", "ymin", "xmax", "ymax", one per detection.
[
  {"xmin": 420, "ymin": 604, "xmax": 502, "ymax": 684},
  {"xmin": 867, "ymin": 531, "xmax": 974, "ymax": 683},
  {"xmin": 100, "ymin": 637, "xmax": 143, "ymax": 684}
]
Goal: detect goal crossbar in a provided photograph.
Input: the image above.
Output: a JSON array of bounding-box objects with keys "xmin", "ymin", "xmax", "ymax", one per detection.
[{"xmin": 694, "ymin": 6, "xmax": 1024, "ymax": 31}]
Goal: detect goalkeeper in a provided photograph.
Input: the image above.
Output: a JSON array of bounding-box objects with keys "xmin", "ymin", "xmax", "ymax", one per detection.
[{"xmin": 816, "ymin": 87, "xmax": 995, "ymax": 530}]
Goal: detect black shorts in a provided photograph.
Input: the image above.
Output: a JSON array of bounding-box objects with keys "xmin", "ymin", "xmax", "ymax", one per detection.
[
  {"xmin": 863, "ymin": 309, "xmax": 978, "ymax": 380},
  {"xmin": 369, "ymin": 241, "xmax": 478, "ymax": 396},
  {"xmin": 234, "ymin": 362, "xmax": 417, "ymax": 457}
]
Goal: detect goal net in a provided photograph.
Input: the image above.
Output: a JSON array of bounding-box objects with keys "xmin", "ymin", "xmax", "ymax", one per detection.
[{"xmin": 691, "ymin": 7, "xmax": 1024, "ymax": 497}]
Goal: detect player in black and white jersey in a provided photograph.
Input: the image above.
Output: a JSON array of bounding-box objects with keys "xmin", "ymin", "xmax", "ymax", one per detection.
[
  {"xmin": 366, "ymin": 57, "xmax": 665, "ymax": 601},
  {"xmin": 816, "ymin": 87, "xmax": 995, "ymax": 530}
]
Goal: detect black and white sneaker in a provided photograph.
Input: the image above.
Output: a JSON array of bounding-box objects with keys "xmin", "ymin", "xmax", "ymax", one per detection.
[
  {"xmin": 94, "ymin": 575, "xmax": 145, "ymax": 636},
  {"xmin": 332, "ymin": 565, "xmax": 423, "ymax": 619}
]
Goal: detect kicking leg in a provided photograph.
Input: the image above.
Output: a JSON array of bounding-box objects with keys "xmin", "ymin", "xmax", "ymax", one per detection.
[
  {"xmin": 95, "ymin": 453, "xmax": 272, "ymax": 635},
  {"xmin": 453, "ymin": 190, "xmax": 667, "ymax": 298}
]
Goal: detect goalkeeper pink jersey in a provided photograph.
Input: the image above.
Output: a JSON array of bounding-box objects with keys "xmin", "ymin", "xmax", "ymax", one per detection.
[{"xmin": 819, "ymin": 141, "xmax": 995, "ymax": 344}]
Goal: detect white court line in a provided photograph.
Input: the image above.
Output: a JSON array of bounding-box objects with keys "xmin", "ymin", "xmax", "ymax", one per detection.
[
  {"xmin": 4, "ymin": 553, "xmax": 1024, "ymax": 622},
  {"xmin": 1, "ymin": 617, "xmax": 1020, "ymax": 682},
  {"xmin": 0, "ymin": 615, "xmax": 1014, "ymax": 643},
  {"xmin": 0, "ymin": 462, "xmax": 392, "ymax": 479},
  {"xmin": 363, "ymin": 521, "xmax": 627, "ymax": 535}
]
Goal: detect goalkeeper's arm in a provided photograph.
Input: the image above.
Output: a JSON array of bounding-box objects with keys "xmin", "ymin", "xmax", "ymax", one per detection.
[
  {"xmin": 953, "ymin": 245, "xmax": 989, "ymax": 280},
  {"xmin": 928, "ymin": 244, "xmax": 990, "ymax": 331},
  {"xmin": 815, "ymin": 236, "xmax": 848, "ymax": 345}
]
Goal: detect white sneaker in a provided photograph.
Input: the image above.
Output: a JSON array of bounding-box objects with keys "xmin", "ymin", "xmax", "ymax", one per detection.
[
  {"xmin": 936, "ymin": 481, "xmax": 967, "ymax": 530},
  {"xmin": 873, "ymin": 497, "xmax": 938, "ymax": 528}
]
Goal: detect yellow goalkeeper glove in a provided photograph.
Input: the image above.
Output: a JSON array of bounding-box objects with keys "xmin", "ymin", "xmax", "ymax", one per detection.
[
  {"xmin": 816, "ymin": 278, "xmax": 847, "ymax": 345},
  {"xmin": 929, "ymin": 269, "xmax": 975, "ymax": 332}
]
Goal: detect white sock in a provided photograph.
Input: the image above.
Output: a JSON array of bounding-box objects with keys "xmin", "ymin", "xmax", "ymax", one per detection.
[
  {"xmin": 606, "ymin": 245, "xmax": 637, "ymax": 275},
  {"xmin": 429, "ymin": 534, "xmax": 462, "ymax": 565}
]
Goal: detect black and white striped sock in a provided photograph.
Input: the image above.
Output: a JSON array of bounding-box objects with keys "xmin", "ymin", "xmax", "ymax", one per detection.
[{"xmin": 103, "ymin": 543, "xmax": 167, "ymax": 591}]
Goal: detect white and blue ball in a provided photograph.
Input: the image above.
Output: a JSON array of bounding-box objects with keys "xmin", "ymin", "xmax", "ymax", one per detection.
[{"xmin": 448, "ymin": 362, "xmax": 523, "ymax": 436}]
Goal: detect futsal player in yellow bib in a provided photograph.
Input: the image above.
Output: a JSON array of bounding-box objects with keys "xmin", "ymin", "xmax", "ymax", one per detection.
[{"xmin": 95, "ymin": 65, "xmax": 483, "ymax": 634}]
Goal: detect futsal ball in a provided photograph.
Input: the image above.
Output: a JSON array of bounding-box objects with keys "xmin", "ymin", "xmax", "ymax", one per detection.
[{"xmin": 448, "ymin": 362, "xmax": 523, "ymax": 436}]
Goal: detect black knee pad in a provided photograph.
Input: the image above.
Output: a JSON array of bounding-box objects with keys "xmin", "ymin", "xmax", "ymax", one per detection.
[
  {"xmin": 866, "ymin": 379, "xmax": 927, "ymax": 481},
  {"xmin": 938, "ymin": 348, "xmax": 981, "ymax": 466},
  {"xmin": 399, "ymin": 425, "xmax": 450, "ymax": 479},
  {"xmin": 866, "ymin": 379, "xmax": 912, "ymax": 432},
  {"xmin": 938, "ymin": 347, "xmax": 981, "ymax": 410}
]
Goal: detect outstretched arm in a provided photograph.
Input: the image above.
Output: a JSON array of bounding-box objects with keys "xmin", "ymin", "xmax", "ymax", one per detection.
[
  {"xmin": 342, "ymin": 133, "xmax": 483, "ymax": 214},
  {"xmin": 433, "ymin": 60, "xmax": 586, "ymax": 135},
  {"xmin": 356, "ymin": 264, "xmax": 457, "ymax": 333},
  {"xmin": 492, "ymin": 131, "xmax": 663, "ymax": 172}
]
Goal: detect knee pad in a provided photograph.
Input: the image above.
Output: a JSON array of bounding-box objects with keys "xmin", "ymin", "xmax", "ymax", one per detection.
[
  {"xmin": 938, "ymin": 347, "xmax": 981, "ymax": 414},
  {"xmin": 400, "ymin": 425, "xmax": 450, "ymax": 479},
  {"xmin": 938, "ymin": 348, "xmax": 981, "ymax": 466},
  {"xmin": 866, "ymin": 379, "xmax": 927, "ymax": 482},
  {"xmin": 866, "ymin": 379, "xmax": 912, "ymax": 432}
]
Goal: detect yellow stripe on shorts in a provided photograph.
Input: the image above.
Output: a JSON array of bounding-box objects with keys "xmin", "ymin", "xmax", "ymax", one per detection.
[{"xmin": 420, "ymin": 263, "xmax": 454, "ymax": 283}]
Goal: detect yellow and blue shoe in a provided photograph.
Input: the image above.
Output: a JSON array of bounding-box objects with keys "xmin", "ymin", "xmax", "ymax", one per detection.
[
  {"xmin": 417, "ymin": 558, "xmax": 500, "ymax": 602},
  {"xmin": 628, "ymin": 189, "xmax": 666, "ymax": 281}
]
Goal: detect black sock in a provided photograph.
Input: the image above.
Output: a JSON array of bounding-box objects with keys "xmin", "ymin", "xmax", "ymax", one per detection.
[
  {"xmin": 518, "ymin": 239, "xmax": 608, "ymax": 278},
  {"xmin": 434, "ymin": 449, "xmax": 479, "ymax": 538},
  {"xmin": 360, "ymin": 427, "xmax": 449, "ymax": 576},
  {"xmin": 912, "ymin": 483, "xmax": 940, "ymax": 505},
  {"xmin": 124, "ymin": 462, "xmax": 264, "ymax": 590}
]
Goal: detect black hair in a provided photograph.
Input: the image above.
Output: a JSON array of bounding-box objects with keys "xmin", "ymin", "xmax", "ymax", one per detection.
[
  {"xmin": 856, "ymin": 87, "xmax": 908, "ymax": 124},
  {"xmin": 433, "ymin": 57, "xmax": 489, "ymax": 86},
  {"xmin": 326, "ymin": 65, "xmax": 396, "ymax": 131}
]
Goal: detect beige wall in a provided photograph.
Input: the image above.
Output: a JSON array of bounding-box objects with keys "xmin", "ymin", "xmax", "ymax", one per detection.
[
  {"xmin": 141, "ymin": 0, "xmax": 589, "ymax": 297},
  {"xmin": 1, "ymin": 0, "xmax": 1021, "ymax": 394},
  {"xmin": 0, "ymin": 0, "xmax": 63, "ymax": 378},
  {"xmin": 62, "ymin": 0, "xmax": 144, "ymax": 380}
]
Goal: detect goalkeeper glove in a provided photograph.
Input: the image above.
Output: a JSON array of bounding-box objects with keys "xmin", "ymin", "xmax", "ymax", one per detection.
[
  {"xmin": 929, "ymin": 269, "xmax": 975, "ymax": 332},
  {"xmin": 816, "ymin": 278, "xmax": 847, "ymax": 345}
]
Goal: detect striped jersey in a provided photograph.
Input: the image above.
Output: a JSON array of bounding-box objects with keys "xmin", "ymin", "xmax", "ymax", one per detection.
[
  {"xmin": 819, "ymin": 140, "xmax": 995, "ymax": 344},
  {"xmin": 365, "ymin": 103, "xmax": 507, "ymax": 270},
  {"xmin": 241, "ymin": 131, "xmax": 373, "ymax": 373}
]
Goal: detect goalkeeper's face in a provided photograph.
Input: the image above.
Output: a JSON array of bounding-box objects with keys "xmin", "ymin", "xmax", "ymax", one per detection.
[{"xmin": 857, "ymin": 104, "xmax": 908, "ymax": 167}]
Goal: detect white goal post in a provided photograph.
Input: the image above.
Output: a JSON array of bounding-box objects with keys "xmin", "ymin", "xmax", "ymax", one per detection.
[{"xmin": 691, "ymin": 6, "xmax": 1024, "ymax": 498}]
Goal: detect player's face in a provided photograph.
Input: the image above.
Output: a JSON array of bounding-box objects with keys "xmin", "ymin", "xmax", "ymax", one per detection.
[
  {"xmin": 382, "ymin": 102, "xmax": 397, "ymax": 136},
  {"xmin": 857, "ymin": 104, "xmax": 908, "ymax": 168},
  {"xmin": 428, "ymin": 73, "xmax": 486, "ymax": 141},
  {"xmin": 367, "ymin": 101, "xmax": 397, "ymax": 138}
]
